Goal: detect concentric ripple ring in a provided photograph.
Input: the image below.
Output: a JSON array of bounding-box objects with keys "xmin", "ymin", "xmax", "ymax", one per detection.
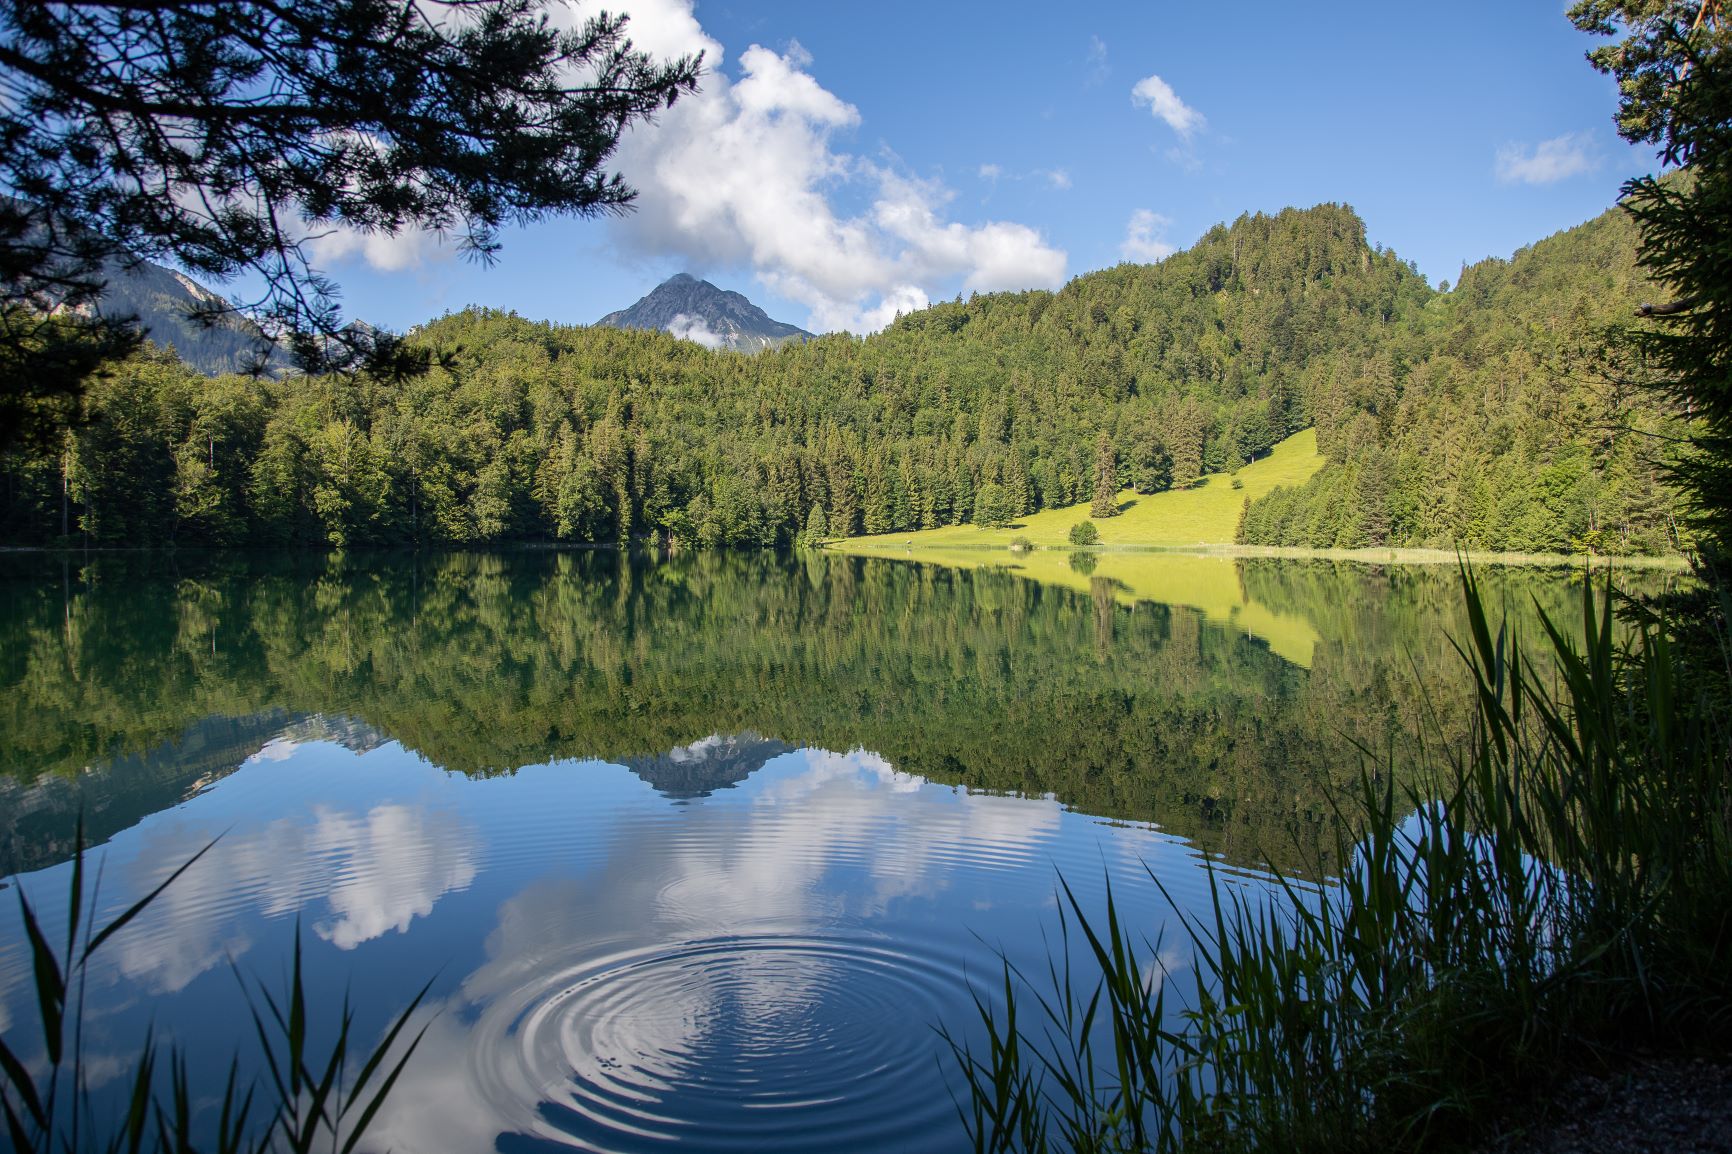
[{"xmin": 471, "ymin": 931, "xmax": 976, "ymax": 1152}]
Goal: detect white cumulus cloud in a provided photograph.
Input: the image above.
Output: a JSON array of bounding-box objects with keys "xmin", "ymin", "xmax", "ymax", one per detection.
[
  {"xmin": 308, "ymin": 225, "xmax": 451, "ymax": 272},
  {"xmin": 1120, "ymin": 209, "xmax": 1176, "ymax": 263},
  {"xmin": 1495, "ymin": 133, "xmax": 1598, "ymax": 185},
  {"xmin": 1131, "ymin": 73, "xmax": 1204, "ymax": 140},
  {"xmin": 607, "ymin": 2, "xmax": 1067, "ymax": 333}
]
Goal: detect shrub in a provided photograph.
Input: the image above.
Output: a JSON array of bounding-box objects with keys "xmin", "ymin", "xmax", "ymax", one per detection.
[
  {"xmin": 1009, "ymin": 535, "xmax": 1033, "ymax": 552},
  {"xmin": 1068, "ymin": 520, "xmax": 1099, "ymax": 546}
]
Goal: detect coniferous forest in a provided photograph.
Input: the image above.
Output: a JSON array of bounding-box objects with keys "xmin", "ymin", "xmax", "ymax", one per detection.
[{"xmin": 0, "ymin": 199, "xmax": 1689, "ymax": 555}]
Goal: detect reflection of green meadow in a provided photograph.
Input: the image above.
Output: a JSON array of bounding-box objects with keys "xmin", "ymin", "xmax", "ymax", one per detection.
[
  {"xmin": 0, "ymin": 552, "xmax": 1682, "ymax": 876},
  {"xmin": 834, "ymin": 549, "xmax": 1323, "ymax": 667}
]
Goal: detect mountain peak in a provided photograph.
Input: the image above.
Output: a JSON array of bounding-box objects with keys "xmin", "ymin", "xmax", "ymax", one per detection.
[{"xmin": 597, "ymin": 274, "xmax": 811, "ymax": 352}]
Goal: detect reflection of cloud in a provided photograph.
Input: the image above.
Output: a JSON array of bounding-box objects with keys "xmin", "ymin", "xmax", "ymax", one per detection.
[
  {"xmin": 656, "ymin": 749, "xmax": 1061, "ymax": 924},
  {"xmin": 670, "ymin": 733, "xmax": 739, "ymax": 762},
  {"xmin": 310, "ymin": 806, "xmax": 479, "ymax": 950},
  {"xmin": 362, "ymin": 747, "xmax": 1062, "ymax": 1153},
  {"xmin": 107, "ymin": 803, "xmax": 479, "ymax": 993},
  {"xmin": 353, "ymin": 1007, "xmax": 502, "ymax": 1154}
]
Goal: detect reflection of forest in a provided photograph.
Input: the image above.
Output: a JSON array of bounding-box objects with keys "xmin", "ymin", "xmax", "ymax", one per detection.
[{"xmin": 0, "ymin": 551, "xmax": 1676, "ymax": 875}]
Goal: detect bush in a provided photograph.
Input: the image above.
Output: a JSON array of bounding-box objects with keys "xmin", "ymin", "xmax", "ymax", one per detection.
[
  {"xmin": 1009, "ymin": 535, "xmax": 1033, "ymax": 552},
  {"xmin": 1068, "ymin": 520, "xmax": 1099, "ymax": 546}
]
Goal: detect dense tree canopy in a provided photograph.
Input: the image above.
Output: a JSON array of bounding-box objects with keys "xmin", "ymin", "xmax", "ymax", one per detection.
[{"xmin": 1238, "ymin": 202, "xmax": 1690, "ymax": 554}]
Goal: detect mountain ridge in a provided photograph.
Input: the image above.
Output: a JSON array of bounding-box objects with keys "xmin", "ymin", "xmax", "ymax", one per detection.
[{"xmin": 88, "ymin": 257, "xmax": 287, "ymax": 377}]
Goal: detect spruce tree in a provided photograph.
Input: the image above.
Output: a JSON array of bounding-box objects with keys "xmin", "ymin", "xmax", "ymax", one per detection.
[
  {"xmin": 1571, "ymin": 0, "xmax": 1732, "ymax": 555},
  {"xmin": 1091, "ymin": 433, "xmax": 1122, "ymax": 518},
  {"xmin": 804, "ymin": 503, "xmax": 829, "ymax": 544},
  {"xmin": 973, "ymin": 482, "xmax": 1010, "ymax": 529}
]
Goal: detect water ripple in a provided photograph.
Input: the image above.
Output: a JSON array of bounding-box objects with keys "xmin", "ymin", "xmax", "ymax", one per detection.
[{"xmin": 475, "ymin": 931, "xmax": 972, "ymax": 1152}]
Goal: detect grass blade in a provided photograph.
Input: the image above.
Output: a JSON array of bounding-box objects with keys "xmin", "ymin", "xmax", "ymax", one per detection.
[{"xmin": 82, "ymin": 838, "xmax": 219, "ymax": 964}]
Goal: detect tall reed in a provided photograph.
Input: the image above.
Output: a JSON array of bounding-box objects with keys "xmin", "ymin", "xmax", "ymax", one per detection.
[
  {"xmin": 948, "ymin": 568, "xmax": 1732, "ymax": 1153},
  {"xmin": 0, "ymin": 827, "xmax": 429, "ymax": 1153}
]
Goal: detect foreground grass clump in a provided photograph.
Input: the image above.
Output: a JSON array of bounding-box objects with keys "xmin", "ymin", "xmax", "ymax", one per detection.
[
  {"xmin": 949, "ymin": 570, "xmax": 1732, "ymax": 1153},
  {"xmin": 0, "ymin": 831, "xmax": 428, "ymax": 1153}
]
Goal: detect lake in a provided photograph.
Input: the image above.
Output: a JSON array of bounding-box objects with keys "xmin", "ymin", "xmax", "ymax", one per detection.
[{"xmin": 0, "ymin": 550, "xmax": 1669, "ymax": 1152}]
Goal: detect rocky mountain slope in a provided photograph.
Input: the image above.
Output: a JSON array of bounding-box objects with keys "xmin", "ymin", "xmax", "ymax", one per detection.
[
  {"xmin": 89, "ymin": 257, "xmax": 285, "ymax": 376},
  {"xmin": 598, "ymin": 272, "xmax": 810, "ymax": 352}
]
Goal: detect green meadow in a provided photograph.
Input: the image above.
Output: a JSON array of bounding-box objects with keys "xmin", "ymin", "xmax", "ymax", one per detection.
[{"xmin": 838, "ymin": 428, "xmax": 1323, "ymax": 550}]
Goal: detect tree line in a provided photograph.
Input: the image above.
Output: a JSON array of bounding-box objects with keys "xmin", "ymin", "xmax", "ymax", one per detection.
[
  {"xmin": 0, "ymin": 201, "xmax": 1688, "ymax": 554},
  {"xmin": 1239, "ymin": 198, "xmax": 1687, "ymax": 554}
]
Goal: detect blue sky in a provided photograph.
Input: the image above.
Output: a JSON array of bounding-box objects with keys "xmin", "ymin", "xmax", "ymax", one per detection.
[{"xmin": 313, "ymin": 0, "xmax": 1653, "ymax": 337}]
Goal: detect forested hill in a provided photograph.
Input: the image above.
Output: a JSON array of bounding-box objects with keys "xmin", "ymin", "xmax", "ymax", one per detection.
[
  {"xmin": 0, "ymin": 201, "xmax": 1685, "ymax": 552},
  {"xmin": 1241, "ymin": 202, "xmax": 1686, "ymax": 554}
]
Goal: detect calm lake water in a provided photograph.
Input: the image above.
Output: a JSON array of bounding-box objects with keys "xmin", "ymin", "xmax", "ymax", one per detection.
[{"xmin": 0, "ymin": 550, "xmax": 1668, "ymax": 1152}]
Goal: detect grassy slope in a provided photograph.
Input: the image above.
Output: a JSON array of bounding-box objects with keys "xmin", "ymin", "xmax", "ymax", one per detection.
[
  {"xmin": 829, "ymin": 430, "xmax": 1327, "ymax": 665},
  {"xmin": 844, "ymin": 427, "xmax": 1325, "ymax": 550}
]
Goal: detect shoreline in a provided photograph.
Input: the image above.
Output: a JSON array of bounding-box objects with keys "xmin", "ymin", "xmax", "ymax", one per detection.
[
  {"xmin": 0, "ymin": 540, "xmax": 1693, "ymax": 572},
  {"xmin": 826, "ymin": 540, "xmax": 1694, "ymax": 571}
]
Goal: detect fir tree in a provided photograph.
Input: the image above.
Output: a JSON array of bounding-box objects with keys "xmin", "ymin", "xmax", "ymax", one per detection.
[
  {"xmin": 802, "ymin": 503, "xmax": 829, "ymax": 546},
  {"xmin": 1091, "ymin": 433, "xmax": 1122, "ymax": 518}
]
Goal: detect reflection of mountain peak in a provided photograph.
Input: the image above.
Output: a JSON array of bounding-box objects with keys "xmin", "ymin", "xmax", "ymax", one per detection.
[
  {"xmin": 625, "ymin": 733, "xmax": 792, "ymax": 800},
  {"xmin": 281, "ymin": 714, "xmax": 389, "ymax": 755}
]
